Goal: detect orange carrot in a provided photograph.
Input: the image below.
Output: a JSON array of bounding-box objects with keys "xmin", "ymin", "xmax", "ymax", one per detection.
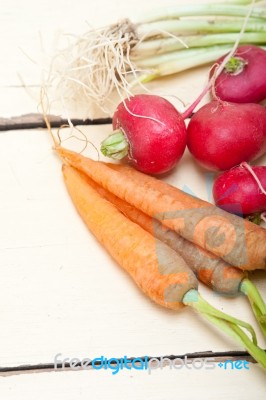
[
  {"xmin": 57, "ymin": 146, "xmax": 266, "ymax": 271},
  {"xmin": 81, "ymin": 170, "xmax": 244, "ymax": 295},
  {"xmin": 82, "ymin": 171, "xmax": 266, "ymax": 337},
  {"xmin": 62, "ymin": 164, "xmax": 197, "ymax": 311},
  {"xmin": 62, "ymin": 163, "xmax": 266, "ymax": 369}
]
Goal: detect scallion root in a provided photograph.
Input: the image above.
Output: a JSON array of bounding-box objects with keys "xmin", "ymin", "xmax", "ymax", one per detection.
[{"xmin": 44, "ymin": 0, "xmax": 266, "ymax": 118}]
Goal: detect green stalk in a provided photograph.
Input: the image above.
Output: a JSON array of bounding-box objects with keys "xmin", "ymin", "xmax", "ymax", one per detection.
[
  {"xmin": 137, "ymin": 19, "xmax": 266, "ymax": 39},
  {"xmin": 136, "ymin": 45, "xmax": 233, "ymax": 83},
  {"xmin": 202, "ymin": 314, "xmax": 266, "ymax": 369},
  {"xmin": 136, "ymin": 44, "xmax": 233, "ymax": 68},
  {"xmin": 183, "ymin": 289, "xmax": 266, "ymax": 370},
  {"xmin": 139, "ymin": 3, "xmax": 266, "ymax": 22},
  {"xmin": 135, "ymin": 3, "xmax": 266, "ymax": 24},
  {"xmin": 240, "ymin": 279, "xmax": 266, "ymax": 338},
  {"xmin": 131, "ymin": 32, "xmax": 266, "ymax": 58},
  {"xmin": 183, "ymin": 289, "xmax": 257, "ymax": 344},
  {"xmin": 133, "ymin": 45, "xmax": 266, "ymax": 83},
  {"xmin": 100, "ymin": 130, "xmax": 128, "ymax": 160}
]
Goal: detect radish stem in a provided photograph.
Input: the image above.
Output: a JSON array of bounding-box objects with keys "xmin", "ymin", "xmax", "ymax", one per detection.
[{"xmin": 223, "ymin": 56, "xmax": 248, "ymax": 74}]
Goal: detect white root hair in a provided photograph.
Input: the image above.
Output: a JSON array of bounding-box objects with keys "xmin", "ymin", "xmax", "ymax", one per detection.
[{"xmin": 47, "ymin": 19, "xmax": 146, "ymax": 118}]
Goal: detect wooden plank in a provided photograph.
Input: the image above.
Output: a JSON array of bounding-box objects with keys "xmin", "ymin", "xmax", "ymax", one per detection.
[
  {"xmin": 0, "ymin": 113, "xmax": 112, "ymax": 131},
  {"xmin": 0, "ymin": 365, "xmax": 266, "ymax": 400}
]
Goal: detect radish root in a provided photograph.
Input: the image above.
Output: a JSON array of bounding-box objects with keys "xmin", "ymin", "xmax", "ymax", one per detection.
[
  {"xmin": 241, "ymin": 162, "xmax": 266, "ymax": 196},
  {"xmin": 39, "ymin": 86, "xmax": 99, "ymax": 158}
]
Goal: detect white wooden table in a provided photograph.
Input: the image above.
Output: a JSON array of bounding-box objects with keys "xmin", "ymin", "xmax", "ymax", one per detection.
[{"xmin": 1, "ymin": 0, "xmax": 266, "ymax": 398}]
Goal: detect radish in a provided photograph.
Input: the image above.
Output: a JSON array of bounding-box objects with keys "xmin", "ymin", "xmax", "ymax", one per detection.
[
  {"xmin": 100, "ymin": 42, "xmax": 265, "ymax": 175},
  {"xmin": 210, "ymin": 45, "xmax": 266, "ymax": 104},
  {"xmin": 100, "ymin": 94, "xmax": 187, "ymax": 174},
  {"xmin": 213, "ymin": 164, "xmax": 266, "ymax": 216},
  {"xmin": 187, "ymin": 100, "xmax": 266, "ymax": 171}
]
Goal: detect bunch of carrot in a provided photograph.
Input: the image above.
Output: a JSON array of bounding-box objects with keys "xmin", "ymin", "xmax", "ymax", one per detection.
[{"xmin": 52, "ymin": 142, "xmax": 266, "ymax": 370}]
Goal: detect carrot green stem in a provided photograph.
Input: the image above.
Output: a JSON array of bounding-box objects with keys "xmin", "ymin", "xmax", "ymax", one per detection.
[
  {"xmin": 100, "ymin": 130, "xmax": 129, "ymax": 160},
  {"xmin": 202, "ymin": 314, "xmax": 266, "ymax": 370},
  {"xmin": 183, "ymin": 289, "xmax": 257, "ymax": 344},
  {"xmin": 183, "ymin": 289, "xmax": 266, "ymax": 370},
  {"xmin": 240, "ymin": 279, "xmax": 266, "ymax": 338}
]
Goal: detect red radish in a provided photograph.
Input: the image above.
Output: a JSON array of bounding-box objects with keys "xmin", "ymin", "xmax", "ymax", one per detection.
[
  {"xmin": 100, "ymin": 94, "xmax": 187, "ymax": 174},
  {"xmin": 210, "ymin": 45, "xmax": 266, "ymax": 104},
  {"xmin": 213, "ymin": 165, "xmax": 266, "ymax": 216},
  {"xmin": 187, "ymin": 100, "xmax": 266, "ymax": 171}
]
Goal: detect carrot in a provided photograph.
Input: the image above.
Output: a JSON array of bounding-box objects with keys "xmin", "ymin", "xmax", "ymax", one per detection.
[
  {"xmin": 56, "ymin": 146, "xmax": 266, "ymax": 271},
  {"xmin": 62, "ymin": 164, "xmax": 197, "ymax": 311},
  {"xmin": 62, "ymin": 164, "xmax": 266, "ymax": 369},
  {"xmin": 74, "ymin": 169, "xmax": 266, "ymax": 338}
]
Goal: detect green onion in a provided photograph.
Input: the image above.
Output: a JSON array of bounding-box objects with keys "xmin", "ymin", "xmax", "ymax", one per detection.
[
  {"xmin": 46, "ymin": 0, "xmax": 266, "ymax": 118},
  {"xmin": 134, "ymin": 3, "xmax": 266, "ymax": 24},
  {"xmin": 131, "ymin": 32, "xmax": 266, "ymax": 57}
]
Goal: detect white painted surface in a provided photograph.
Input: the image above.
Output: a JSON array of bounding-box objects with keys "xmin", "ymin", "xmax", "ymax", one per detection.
[
  {"xmin": 0, "ymin": 127, "xmax": 265, "ymax": 366},
  {"xmin": 0, "ymin": 0, "xmax": 266, "ymax": 397},
  {"xmin": 1, "ymin": 365, "xmax": 266, "ymax": 400}
]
